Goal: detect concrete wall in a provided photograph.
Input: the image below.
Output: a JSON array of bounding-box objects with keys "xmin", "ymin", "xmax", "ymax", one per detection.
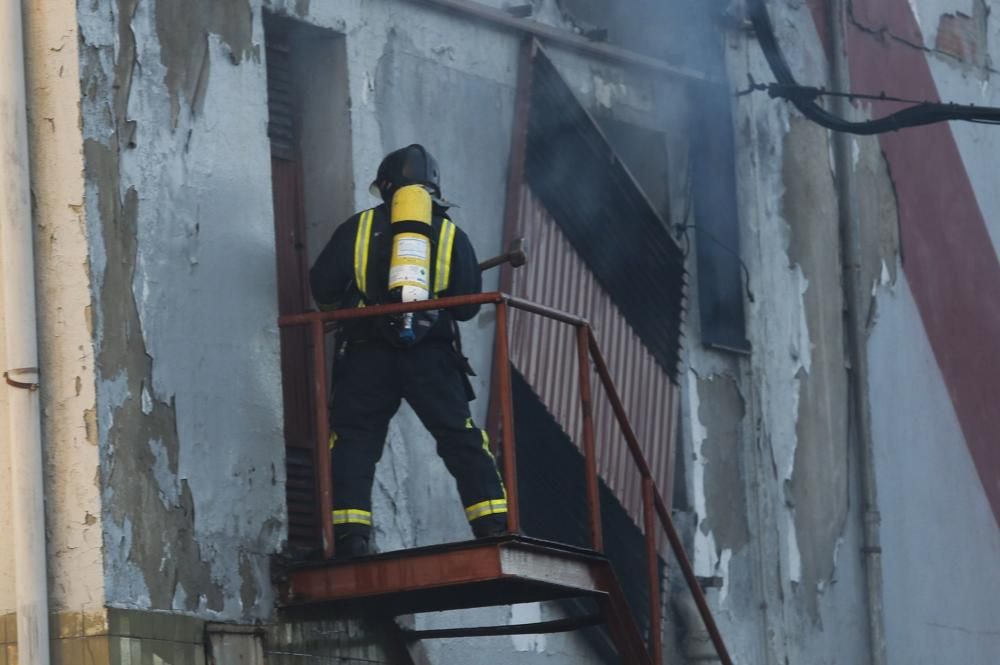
[
  {"xmin": 68, "ymin": 0, "xmax": 673, "ymax": 659},
  {"xmin": 3, "ymin": 1, "xmax": 993, "ymax": 664},
  {"xmin": 862, "ymin": 0, "xmax": 1000, "ymax": 661},
  {"xmin": 78, "ymin": 0, "xmax": 284, "ymax": 622},
  {"xmin": 675, "ymin": 1, "xmax": 1000, "ymax": 664},
  {"xmin": 677, "ymin": 4, "xmax": 873, "ymax": 662}
]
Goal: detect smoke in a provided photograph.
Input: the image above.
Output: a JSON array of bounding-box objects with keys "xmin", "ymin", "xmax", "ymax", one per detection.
[{"xmin": 548, "ymin": 0, "xmax": 729, "ymax": 75}]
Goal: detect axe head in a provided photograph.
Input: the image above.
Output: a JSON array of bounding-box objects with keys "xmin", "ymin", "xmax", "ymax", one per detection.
[{"xmin": 507, "ymin": 237, "xmax": 528, "ymax": 268}]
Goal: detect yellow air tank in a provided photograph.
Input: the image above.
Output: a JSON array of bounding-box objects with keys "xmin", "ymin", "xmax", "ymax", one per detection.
[{"xmin": 388, "ymin": 185, "xmax": 434, "ymax": 342}]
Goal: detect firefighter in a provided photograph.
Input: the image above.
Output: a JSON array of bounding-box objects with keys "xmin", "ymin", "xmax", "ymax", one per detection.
[{"xmin": 310, "ymin": 144, "xmax": 508, "ymax": 558}]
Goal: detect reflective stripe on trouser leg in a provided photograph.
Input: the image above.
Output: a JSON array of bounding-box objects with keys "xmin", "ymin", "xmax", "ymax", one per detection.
[
  {"xmin": 332, "ymin": 509, "xmax": 372, "ymax": 526},
  {"xmin": 462, "ymin": 418, "xmax": 507, "ymax": 522},
  {"xmin": 467, "ymin": 418, "xmax": 507, "ymax": 500},
  {"xmin": 328, "ymin": 343, "xmax": 403, "ymax": 538},
  {"xmin": 465, "ymin": 498, "xmax": 508, "ymax": 522},
  {"xmin": 403, "ymin": 345, "xmax": 507, "ymax": 526}
]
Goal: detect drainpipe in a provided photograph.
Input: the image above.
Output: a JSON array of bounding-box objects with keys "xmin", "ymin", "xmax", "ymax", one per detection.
[
  {"xmin": 673, "ymin": 588, "xmax": 722, "ymax": 662},
  {"xmin": 0, "ymin": 1, "xmax": 52, "ymax": 664},
  {"xmin": 826, "ymin": 2, "xmax": 888, "ymax": 664}
]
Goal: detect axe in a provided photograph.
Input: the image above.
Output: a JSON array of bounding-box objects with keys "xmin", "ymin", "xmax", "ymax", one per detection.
[{"xmin": 479, "ymin": 237, "xmax": 528, "ymax": 272}]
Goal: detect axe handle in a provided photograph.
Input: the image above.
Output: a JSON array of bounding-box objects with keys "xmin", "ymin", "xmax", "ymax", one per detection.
[{"xmin": 479, "ymin": 254, "xmax": 511, "ymax": 272}]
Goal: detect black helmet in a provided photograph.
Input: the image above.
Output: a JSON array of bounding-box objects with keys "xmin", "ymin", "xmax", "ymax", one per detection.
[{"xmin": 369, "ymin": 144, "xmax": 455, "ymax": 207}]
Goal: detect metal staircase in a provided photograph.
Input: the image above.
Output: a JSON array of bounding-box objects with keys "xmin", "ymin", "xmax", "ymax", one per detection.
[{"xmin": 277, "ymin": 293, "xmax": 734, "ymax": 665}]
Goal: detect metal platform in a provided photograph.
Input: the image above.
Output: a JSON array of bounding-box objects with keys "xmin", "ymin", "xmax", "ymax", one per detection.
[
  {"xmin": 280, "ymin": 536, "xmax": 605, "ymax": 613},
  {"xmin": 278, "ymin": 535, "xmax": 652, "ymax": 664}
]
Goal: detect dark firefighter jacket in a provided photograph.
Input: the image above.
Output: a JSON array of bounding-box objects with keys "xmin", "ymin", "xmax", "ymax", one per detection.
[{"xmin": 310, "ymin": 204, "xmax": 482, "ymax": 343}]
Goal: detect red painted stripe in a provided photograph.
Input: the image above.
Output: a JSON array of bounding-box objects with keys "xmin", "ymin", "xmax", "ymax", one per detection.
[
  {"xmin": 805, "ymin": 0, "xmax": 832, "ymax": 57},
  {"xmin": 806, "ymin": 1, "xmax": 1000, "ymax": 526}
]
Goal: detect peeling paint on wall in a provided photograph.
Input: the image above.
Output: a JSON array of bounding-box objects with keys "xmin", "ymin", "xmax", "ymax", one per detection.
[
  {"xmin": 155, "ymin": 0, "xmax": 257, "ymax": 126},
  {"xmin": 80, "ymin": 0, "xmax": 285, "ymax": 623},
  {"xmin": 85, "ymin": 139, "xmax": 225, "ymax": 613},
  {"xmin": 783, "ymin": 117, "xmax": 850, "ymax": 622},
  {"xmin": 853, "ymin": 137, "xmax": 902, "ymax": 329},
  {"xmin": 698, "ymin": 374, "xmax": 751, "ymax": 557}
]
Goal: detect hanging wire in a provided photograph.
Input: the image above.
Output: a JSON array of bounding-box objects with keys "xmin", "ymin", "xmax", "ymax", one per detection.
[{"xmin": 744, "ymin": 0, "xmax": 1000, "ymax": 134}]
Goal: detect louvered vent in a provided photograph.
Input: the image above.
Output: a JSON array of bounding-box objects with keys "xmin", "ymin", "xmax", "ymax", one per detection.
[
  {"xmin": 267, "ymin": 41, "xmax": 296, "ymax": 160},
  {"xmin": 266, "ymin": 26, "xmax": 320, "ymax": 552},
  {"xmin": 285, "ymin": 447, "xmax": 320, "ymax": 549}
]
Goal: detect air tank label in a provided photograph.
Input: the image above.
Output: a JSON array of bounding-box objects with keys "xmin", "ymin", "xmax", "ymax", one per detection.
[
  {"xmin": 389, "ymin": 264, "xmax": 429, "ymax": 289},
  {"xmin": 395, "ymin": 237, "xmax": 429, "ymax": 260}
]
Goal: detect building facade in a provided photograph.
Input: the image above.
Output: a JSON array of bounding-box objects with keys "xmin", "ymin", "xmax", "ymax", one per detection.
[{"xmin": 1, "ymin": 0, "xmax": 998, "ymax": 664}]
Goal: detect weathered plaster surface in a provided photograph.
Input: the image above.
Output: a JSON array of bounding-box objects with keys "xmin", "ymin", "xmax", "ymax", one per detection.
[
  {"xmin": 79, "ymin": 0, "xmax": 284, "ymax": 621},
  {"xmin": 155, "ymin": 0, "xmax": 256, "ymax": 126},
  {"xmin": 783, "ymin": 117, "xmax": 849, "ymax": 622},
  {"xmin": 869, "ymin": 273, "xmax": 1000, "ymax": 664},
  {"xmin": 861, "ymin": 1, "xmax": 1000, "ymax": 661},
  {"xmin": 923, "ymin": 17, "xmax": 1000, "ymax": 255},
  {"xmin": 852, "ymin": 137, "xmax": 901, "ymax": 309},
  {"xmin": 678, "ymin": 4, "xmax": 874, "ymax": 663},
  {"xmin": 697, "ymin": 374, "xmax": 750, "ymax": 558}
]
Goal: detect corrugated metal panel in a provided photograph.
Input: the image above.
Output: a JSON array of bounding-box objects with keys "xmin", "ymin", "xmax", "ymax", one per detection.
[{"xmin": 510, "ymin": 188, "xmax": 679, "ymax": 526}]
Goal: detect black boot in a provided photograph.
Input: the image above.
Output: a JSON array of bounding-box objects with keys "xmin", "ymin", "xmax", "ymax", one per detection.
[
  {"xmin": 471, "ymin": 515, "xmax": 508, "ymax": 539},
  {"xmin": 335, "ymin": 533, "xmax": 372, "ymax": 559}
]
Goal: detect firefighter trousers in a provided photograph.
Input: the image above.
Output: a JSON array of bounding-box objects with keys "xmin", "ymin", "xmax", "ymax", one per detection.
[{"xmin": 328, "ymin": 339, "xmax": 507, "ymax": 540}]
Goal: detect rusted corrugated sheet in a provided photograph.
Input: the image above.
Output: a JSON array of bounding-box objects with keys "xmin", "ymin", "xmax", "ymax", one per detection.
[{"xmin": 510, "ymin": 188, "xmax": 679, "ymax": 523}]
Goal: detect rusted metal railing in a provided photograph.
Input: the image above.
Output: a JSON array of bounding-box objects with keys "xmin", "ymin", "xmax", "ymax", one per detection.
[{"xmin": 278, "ymin": 291, "xmax": 733, "ymax": 665}]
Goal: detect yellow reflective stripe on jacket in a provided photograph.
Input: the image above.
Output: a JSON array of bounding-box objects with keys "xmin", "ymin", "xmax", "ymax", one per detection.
[
  {"xmin": 353, "ymin": 209, "xmax": 375, "ymax": 297},
  {"xmin": 434, "ymin": 219, "xmax": 456, "ymax": 294},
  {"xmin": 332, "ymin": 508, "xmax": 372, "ymax": 526},
  {"xmin": 355, "ymin": 211, "xmax": 453, "ymax": 298},
  {"xmin": 465, "ymin": 499, "xmax": 508, "ymax": 522}
]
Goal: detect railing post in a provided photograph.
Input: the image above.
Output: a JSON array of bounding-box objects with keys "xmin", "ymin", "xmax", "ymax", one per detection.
[
  {"xmin": 576, "ymin": 325, "xmax": 603, "ymax": 552},
  {"xmin": 493, "ymin": 301, "xmax": 520, "ymax": 534},
  {"xmin": 311, "ymin": 319, "xmax": 334, "ymax": 558},
  {"xmin": 643, "ymin": 477, "xmax": 663, "ymax": 664}
]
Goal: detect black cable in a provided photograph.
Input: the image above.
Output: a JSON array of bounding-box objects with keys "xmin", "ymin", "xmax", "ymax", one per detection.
[
  {"xmin": 676, "ymin": 223, "xmax": 756, "ymax": 304},
  {"xmin": 675, "ymin": 151, "xmax": 755, "ymax": 303},
  {"xmin": 736, "ymin": 76, "xmax": 964, "ymax": 108},
  {"xmin": 745, "ymin": 0, "xmax": 1000, "ymax": 134}
]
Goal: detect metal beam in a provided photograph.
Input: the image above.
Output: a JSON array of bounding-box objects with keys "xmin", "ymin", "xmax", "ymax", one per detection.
[
  {"xmin": 407, "ymin": 0, "xmax": 715, "ymax": 83},
  {"xmin": 280, "ymin": 537, "xmax": 604, "ymax": 613},
  {"xmin": 401, "ymin": 614, "xmax": 604, "ymax": 640}
]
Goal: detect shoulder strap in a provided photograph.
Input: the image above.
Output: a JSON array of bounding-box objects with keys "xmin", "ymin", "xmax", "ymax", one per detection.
[
  {"xmin": 434, "ymin": 218, "xmax": 457, "ymax": 294},
  {"xmin": 353, "ymin": 209, "xmax": 375, "ymax": 298}
]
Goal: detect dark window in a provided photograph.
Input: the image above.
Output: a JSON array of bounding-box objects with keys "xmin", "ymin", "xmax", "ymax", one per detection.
[{"xmin": 690, "ymin": 83, "xmax": 750, "ymax": 353}]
